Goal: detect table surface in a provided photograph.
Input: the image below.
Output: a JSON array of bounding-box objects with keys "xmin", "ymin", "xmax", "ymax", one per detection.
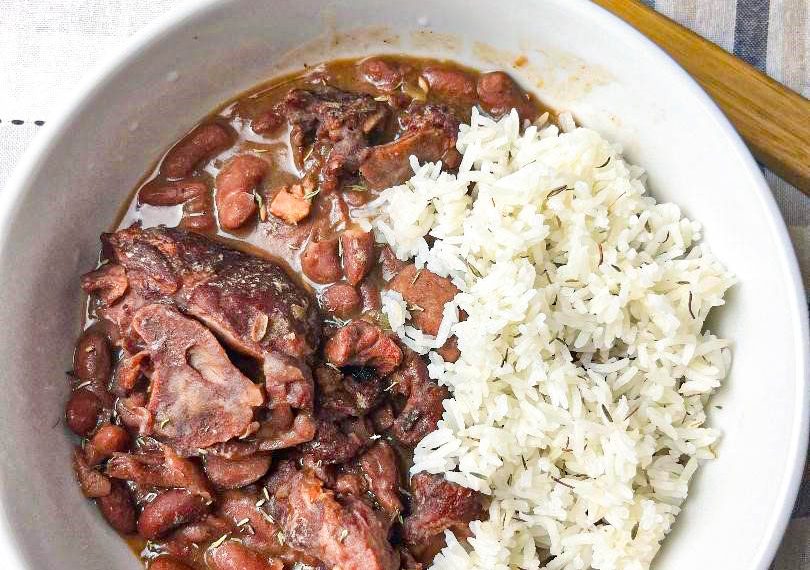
[{"xmin": 0, "ymin": 0, "xmax": 808, "ymax": 568}]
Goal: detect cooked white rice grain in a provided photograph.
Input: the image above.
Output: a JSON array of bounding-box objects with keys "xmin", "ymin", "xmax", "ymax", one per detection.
[{"xmin": 362, "ymin": 108, "xmax": 735, "ymax": 570}]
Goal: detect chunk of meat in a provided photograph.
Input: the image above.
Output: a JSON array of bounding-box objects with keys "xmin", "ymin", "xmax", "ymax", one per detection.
[
  {"xmin": 300, "ymin": 419, "xmax": 367, "ymax": 465},
  {"xmin": 313, "ymin": 365, "xmax": 382, "ymax": 420},
  {"xmin": 371, "ymin": 401, "xmax": 395, "ymax": 432},
  {"xmin": 255, "ymin": 413, "xmax": 317, "ymax": 452},
  {"xmin": 402, "ymin": 473, "xmax": 484, "ymax": 545},
  {"xmin": 137, "ymin": 489, "xmax": 209, "ymax": 540},
  {"xmin": 216, "ymin": 154, "xmax": 268, "ymax": 230},
  {"xmin": 358, "ymin": 441, "xmax": 403, "ymax": 517},
  {"xmin": 341, "ymin": 229, "xmax": 375, "ymax": 286},
  {"xmin": 360, "ymin": 102, "xmax": 461, "ymax": 190},
  {"xmin": 476, "ymin": 71, "xmax": 536, "ymax": 120},
  {"xmin": 358, "ymin": 57, "xmax": 409, "ymax": 92},
  {"xmin": 81, "ymin": 264, "xmax": 129, "ymax": 305},
  {"xmin": 268, "ymin": 183, "xmax": 312, "ymax": 225},
  {"xmin": 436, "ymin": 336, "xmax": 461, "ymax": 363},
  {"xmin": 389, "ymin": 265, "xmax": 458, "ymax": 336},
  {"xmin": 267, "ymin": 469, "xmax": 398, "ymax": 570},
  {"xmin": 321, "ymin": 283, "xmax": 361, "ymax": 318},
  {"xmin": 204, "ymin": 453, "xmax": 272, "ymax": 489},
  {"xmin": 278, "ymin": 87, "xmax": 389, "ymax": 191},
  {"xmin": 102, "ymin": 226, "xmax": 321, "ymax": 360},
  {"xmin": 300, "ymin": 237, "xmax": 342, "ymax": 284},
  {"xmin": 262, "ymin": 351, "xmax": 314, "ymax": 416},
  {"xmin": 138, "ymin": 180, "xmax": 208, "ymax": 207},
  {"xmin": 389, "ymin": 350, "xmax": 448, "ymax": 447},
  {"xmin": 97, "ymin": 480, "xmax": 137, "ymax": 534},
  {"xmin": 107, "ymin": 439, "xmax": 211, "ymax": 500},
  {"xmin": 111, "ymin": 350, "xmax": 149, "ymax": 395},
  {"xmin": 324, "ymin": 320, "xmax": 402, "ymax": 376},
  {"xmin": 216, "ymin": 490, "xmax": 284, "ymax": 555},
  {"xmin": 209, "ymin": 541, "xmax": 283, "ymax": 570},
  {"xmin": 420, "ymin": 67, "xmax": 477, "ymax": 104},
  {"xmin": 73, "ymin": 447, "xmax": 112, "ymax": 498},
  {"xmin": 251, "ymin": 108, "xmax": 284, "ymax": 135},
  {"xmin": 131, "ymin": 304, "xmax": 263, "ymax": 454},
  {"xmin": 161, "ymin": 123, "xmax": 235, "ymax": 179},
  {"xmin": 116, "ymin": 392, "xmax": 152, "ymax": 434}
]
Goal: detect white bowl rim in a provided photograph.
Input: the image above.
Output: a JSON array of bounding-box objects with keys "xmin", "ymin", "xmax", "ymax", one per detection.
[{"xmin": 0, "ymin": 1, "xmax": 806, "ymax": 568}]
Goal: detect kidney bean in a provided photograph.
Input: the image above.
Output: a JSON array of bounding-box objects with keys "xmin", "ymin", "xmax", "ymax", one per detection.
[
  {"xmin": 139, "ymin": 179, "xmax": 208, "ymax": 206},
  {"xmin": 86, "ymin": 425, "xmax": 130, "ymax": 465},
  {"xmin": 421, "ymin": 66, "xmax": 477, "ymax": 103},
  {"xmin": 161, "ymin": 123, "xmax": 234, "ymax": 179},
  {"xmin": 97, "ymin": 480, "xmax": 136, "ymax": 534},
  {"xmin": 340, "ymin": 229, "xmax": 375, "ymax": 286},
  {"xmin": 65, "ymin": 389, "xmax": 102, "ymax": 436},
  {"xmin": 149, "ymin": 557, "xmax": 195, "ymax": 570},
  {"xmin": 300, "ymin": 238, "xmax": 342, "ymax": 284},
  {"xmin": 179, "ymin": 192, "xmax": 216, "ymax": 233},
  {"xmin": 358, "ymin": 57, "xmax": 408, "ymax": 92},
  {"xmin": 204, "ymin": 453, "xmax": 272, "ymax": 489},
  {"xmin": 208, "ymin": 541, "xmax": 282, "ymax": 570},
  {"xmin": 476, "ymin": 71, "xmax": 535, "ymax": 120},
  {"xmin": 73, "ymin": 329, "xmax": 112, "ymax": 383},
  {"xmin": 137, "ymin": 489, "xmax": 209, "ymax": 540},
  {"xmin": 72, "ymin": 447, "xmax": 111, "ymax": 498},
  {"xmin": 215, "ymin": 154, "xmax": 268, "ymax": 230},
  {"xmin": 251, "ymin": 109, "xmax": 284, "ymax": 135},
  {"xmin": 359, "ymin": 281, "xmax": 381, "ymax": 311},
  {"xmin": 321, "ymin": 283, "xmax": 361, "ymax": 318}
]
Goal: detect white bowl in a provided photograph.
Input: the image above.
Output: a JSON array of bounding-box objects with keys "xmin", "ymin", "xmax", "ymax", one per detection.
[{"xmin": 0, "ymin": 1, "xmax": 806, "ymax": 569}]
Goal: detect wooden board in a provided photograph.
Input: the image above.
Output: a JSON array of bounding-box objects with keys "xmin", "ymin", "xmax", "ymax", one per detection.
[{"xmin": 592, "ymin": 0, "xmax": 810, "ymax": 195}]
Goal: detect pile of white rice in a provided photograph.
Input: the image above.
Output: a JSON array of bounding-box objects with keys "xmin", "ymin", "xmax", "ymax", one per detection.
[{"xmin": 360, "ymin": 108, "xmax": 735, "ymax": 570}]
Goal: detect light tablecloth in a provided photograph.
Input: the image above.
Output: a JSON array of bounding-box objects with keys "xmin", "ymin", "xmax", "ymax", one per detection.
[{"xmin": 0, "ymin": 0, "xmax": 808, "ymax": 567}]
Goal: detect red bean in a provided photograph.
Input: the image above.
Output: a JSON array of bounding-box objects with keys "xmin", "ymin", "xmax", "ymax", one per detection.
[
  {"xmin": 86, "ymin": 425, "xmax": 130, "ymax": 465},
  {"xmin": 179, "ymin": 192, "xmax": 216, "ymax": 233},
  {"xmin": 300, "ymin": 238, "xmax": 342, "ymax": 284},
  {"xmin": 161, "ymin": 123, "xmax": 234, "ymax": 179},
  {"xmin": 208, "ymin": 541, "xmax": 281, "ymax": 570},
  {"xmin": 251, "ymin": 109, "xmax": 284, "ymax": 135},
  {"xmin": 359, "ymin": 281, "xmax": 381, "ymax": 311},
  {"xmin": 65, "ymin": 389, "xmax": 102, "ymax": 436},
  {"xmin": 421, "ymin": 67, "xmax": 477, "ymax": 103},
  {"xmin": 216, "ymin": 154, "xmax": 268, "ymax": 230},
  {"xmin": 476, "ymin": 71, "xmax": 535, "ymax": 120},
  {"xmin": 204, "ymin": 454, "xmax": 272, "ymax": 489},
  {"xmin": 139, "ymin": 179, "xmax": 208, "ymax": 206},
  {"xmin": 149, "ymin": 557, "xmax": 195, "ymax": 570},
  {"xmin": 137, "ymin": 489, "xmax": 209, "ymax": 540},
  {"xmin": 73, "ymin": 330, "xmax": 112, "ymax": 383},
  {"xmin": 321, "ymin": 283, "xmax": 361, "ymax": 318},
  {"xmin": 97, "ymin": 480, "xmax": 136, "ymax": 534},
  {"xmin": 358, "ymin": 57, "xmax": 409, "ymax": 92},
  {"xmin": 340, "ymin": 229, "xmax": 376, "ymax": 286}
]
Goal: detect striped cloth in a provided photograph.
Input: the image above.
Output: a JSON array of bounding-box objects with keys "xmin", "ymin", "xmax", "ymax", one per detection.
[{"xmin": 0, "ymin": 0, "xmax": 808, "ymax": 567}]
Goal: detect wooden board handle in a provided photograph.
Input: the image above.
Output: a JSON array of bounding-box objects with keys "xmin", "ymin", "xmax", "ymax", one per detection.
[{"xmin": 592, "ymin": 0, "xmax": 810, "ymax": 195}]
